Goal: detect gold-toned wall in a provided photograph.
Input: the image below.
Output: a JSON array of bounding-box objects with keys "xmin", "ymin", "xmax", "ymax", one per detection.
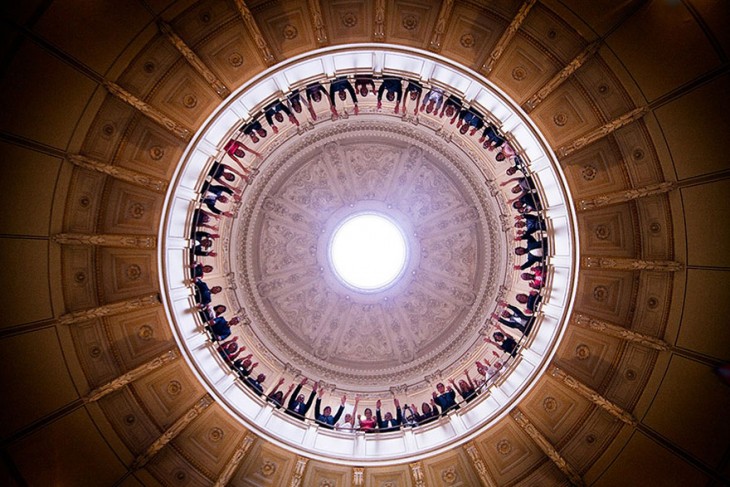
[{"xmin": 1, "ymin": 0, "xmax": 729, "ymax": 485}]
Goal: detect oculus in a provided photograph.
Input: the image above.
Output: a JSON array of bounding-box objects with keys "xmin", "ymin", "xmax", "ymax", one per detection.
[{"xmin": 329, "ymin": 212, "xmax": 408, "ymax": 292}]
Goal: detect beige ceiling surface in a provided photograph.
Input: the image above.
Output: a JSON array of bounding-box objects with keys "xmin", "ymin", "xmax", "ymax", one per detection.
[
  {"xmin": 0, "ymin": 0, "xmax": 729, "ymax": 486},
  {"xmin": 234, "ymin": 119, "xmax": 504, "ymax": 388}
]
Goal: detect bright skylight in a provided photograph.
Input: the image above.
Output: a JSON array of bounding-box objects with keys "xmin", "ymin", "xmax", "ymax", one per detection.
[{"xmin": 330, "ymin": 213, "xmax": 407, "ymax": 291}]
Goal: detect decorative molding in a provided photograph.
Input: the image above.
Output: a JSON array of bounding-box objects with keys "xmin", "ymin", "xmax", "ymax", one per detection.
[
  {"xmin": 428, "ymin": 0, "xmax": 455, "ymax": 52},
  {"xmin": 410, "ymin": 461, "xmax": 426, "ymax": 487},
  {"xmin": 353, "ymin": 467, "xmax": 364, "ymax": 486},
  {"xmin": 102, "ymin": 81, "xmax": 192, "ymax": 141},
  {"xmin": 373, "ymin": 0, "xmax": 385, "ymax": 41},
  {"xmin": 582, "ymin": 256, "xmax": 683, "ymax": 272},
  {"xmin": 289, "ymin": 456, "xmax": 309, "ymax": 487},
  {"xmin": 83, "ymin": 350, "xmax": 179, "ymax": 403},
  {"xmin": 577, "ymin": 181, "xmax": 675, "ymax": 211},
  {"xmin": 549, "ymin": 365, "xmax": 637, "ymax": 425},
  {"xmin": 464, "ymin": 442, "xmax": 499, "ymax": 487},
  {"xmin": 58, "ymin": 293, "xmax": 161, "ymax": 325},
  {"xmin": 235, "ymin": 120, "xmax": 502, "ymax": 387},
  {"xmin": 511, "ymin": 409, "xmax": 585, "ymax": 486},
  {"xmin": 157, "ymin": 20, "xmax": 230, "ymax": 97},
  {"xmin": 481, "ymin": 0, "xmax": 537, "ymax": 74},
  {"xmin": 556, "ymin": 106, "xmax": 649, "ymax": 158},
  {"xmin": 131, "ymin": 394, "xmax": 214, "ymax": 470},
  {"xmin": 232, "ymin": 0, "xmax": 276, "ymax": 66},
  {"xmin": 523, "ymin": 40, "xmax": 601, "ymax": 112},
  {"xmin": 307, "ymin": 0, "xmax": 328, "ymax": 45},
  {"xmin": 67, "ymin": 153, "xmax": 168, "ymax": 193},
  {"xmin": 52, "ymin": 233, "xmax": 156, "ymax": 249},
  {"xmin": 572, "ymin": 313, "xmax": 671, "ymax": 351},
  {"xmin": 213, "ymin": 433, "xmax": 255, "ymax": 487}
]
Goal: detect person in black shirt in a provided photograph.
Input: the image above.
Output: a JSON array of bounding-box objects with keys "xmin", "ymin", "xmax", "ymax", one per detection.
[
  {"xmin": 481, "ymin": 124, "xmax": 505, "ymax": 150},
  {"xmin": 193, "ymin": 279, "xmax": 221, "ymax": 306},
  {"xmin": 314, "ymin": 387, "xmax": 345, "ymax": 429},
  {"xmin": 514, "ymin": 213, "xmax": 543, "ymax": 238},
  {"xmin": 439, "ymin": 95, "xmax": 461, "ymax": 124},
  {"xmin": 376, "ymin": 398, "xmax": 403, "ymax": 431},
  {"xmin": 191, "ymin": 263, "xmax": 213, "ymax": 279},
  {"xmin": 286, "ymin": 378, "xmax": 318, "ymax": 419},
  {"xmin": 267, "ymin": 378, "xmax": 295, "ymax": 408},
  {"xmin": 493, "ymin": 303, "xmax": 534, "ymax": 335},
  {"xmin": 457, "ymin": 108, "xmax": 484, "ymax": 135},
  {"xmin": 377, "ymin": 77, "xmax": 403, "ymax": 113},
  {"xmin": 514, "ymin": 234, "xmax": 548, "ymax": 271},
  {"xmin": 245, "ymin": 373, "xmax": 266, "ymax": 396},
  {"xmin": 401, "ymin": 80, "xmax": 422, "ymax": 115},
  {"xmin": 484, "ymin": 326, "xmax": 519, "ymax": 357},
  {"xmin": 264, "ymin": 100, "xmax": 299, "ymax": 134},
  {"xmin": 413, "ymin": 400, "xmax": 440, "ymax": 424},
  {"xmin": 516, "ymin": 291, "xmax": 541, "ymax": 313},
  {"xmin": 231, "ymin": 356, "xmax": 255, "ymax": 378},
  {"xmin": 449, "ymin": 372, "xmax": 477, "ymax": 403},
  {"xmin": 354, "ymin": 75, "xmax": 376, "ymax": 97},
  {"xmin": 240, "ymin": 119, "xmax": 267, "ymax": 143},
  {"xmin": 329, "ymin": 76, "xmax": 359, "ymax": 115}
]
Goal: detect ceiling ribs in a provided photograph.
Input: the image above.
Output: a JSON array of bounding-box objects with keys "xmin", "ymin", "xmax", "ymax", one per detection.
[
  {"xmin": 157, "ymin": 20, "xmax": 230, "ymax": 98},
  {"xmin": 511, "ymin": 408, "xmax": 585, "ymax": 486},
  {"xmin": 57, "ymin": 293, "xmax": 162, "ymax": 325},
  {"xmin": 103, "ymin": 80, "xmax": 193, "ymax": 141},
  {"xmin": 232, "ymin": 0, "xmax": 277, "ymax": 66},
  {"xmin": 481, "ymin": 0, "xmax": 537, "ymax": 75},
  {"xmin": 83, "ymin": 349, "xmax": 179, "ymax": 403},
  {"xmin": 67, "ymin": 153, "xmax": 169, "ymax": 193}
]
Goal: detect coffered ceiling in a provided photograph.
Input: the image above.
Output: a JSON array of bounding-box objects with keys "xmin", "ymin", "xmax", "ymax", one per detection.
[{"xmin": 0, "ymin": 1, "xmax": 729, "ymax": 486}]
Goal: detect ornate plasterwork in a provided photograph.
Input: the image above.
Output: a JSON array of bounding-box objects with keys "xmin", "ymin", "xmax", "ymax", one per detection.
[{"xmin": 232, "ymin": 119, "xmax": 507, "ymax": 389}]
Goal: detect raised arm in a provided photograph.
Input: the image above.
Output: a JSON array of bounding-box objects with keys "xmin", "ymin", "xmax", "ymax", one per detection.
[
  {"xmin": 332, "ymin": 395, "xmax": 346, "ymax": 424},
  {"xmin": 465, "ymin": 370, "xmax": 475, "ymax": 390},
  {"xmin": 350, "ymin": 396, "xmax": 360, "ymax": 426},
  {"xmin": 282, "ymin": 383, "xmax": 295, "ymax": 405}
]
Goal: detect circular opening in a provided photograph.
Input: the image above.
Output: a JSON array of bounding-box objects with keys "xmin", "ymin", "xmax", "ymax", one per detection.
[{"xmin": 330, "ymin": 213, "xmax": 408, "ymax": 291}]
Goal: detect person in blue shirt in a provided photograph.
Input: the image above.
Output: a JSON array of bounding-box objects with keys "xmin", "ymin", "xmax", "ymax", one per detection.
[
  {"xmin": 432, "ymin": 382, "xmax": 458, "ymax": 415},
  {"xmin": 314, "ymin": 387, "xmax": 346, "ymax": 429}
]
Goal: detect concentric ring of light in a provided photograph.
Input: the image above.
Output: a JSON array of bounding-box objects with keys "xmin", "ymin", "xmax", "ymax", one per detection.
[{"xmin": 330, "ymin": 213, "xmax": 407, "ymax": 291}]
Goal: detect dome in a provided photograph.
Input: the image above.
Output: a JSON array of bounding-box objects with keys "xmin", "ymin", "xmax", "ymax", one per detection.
[{"xmin": 2, "ymin": 0, "xmax": 730, "ymax": 485}]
